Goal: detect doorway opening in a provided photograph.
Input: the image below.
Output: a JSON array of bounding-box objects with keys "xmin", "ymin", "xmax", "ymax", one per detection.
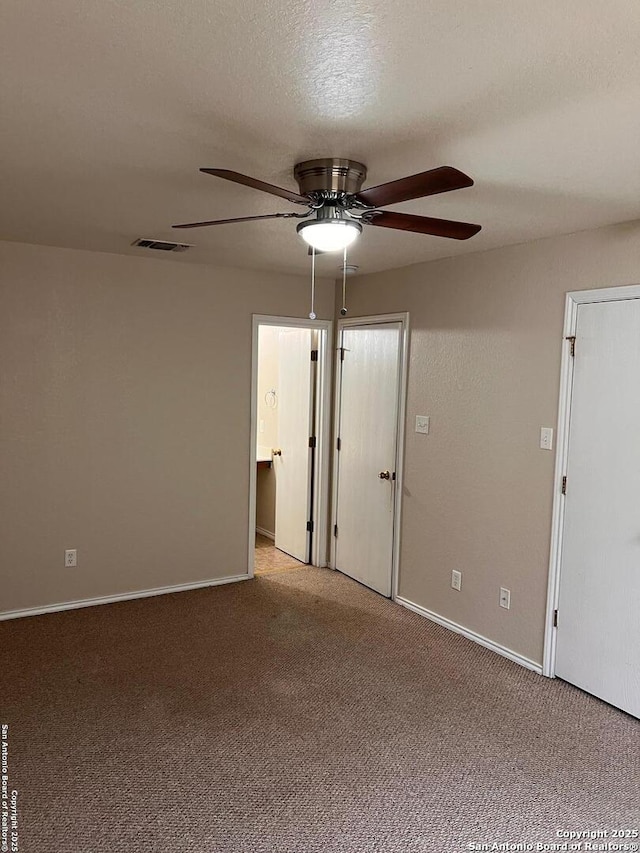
[{"xmin": 248, "ymin": 315, "xmax": 333, "ymax": 577}]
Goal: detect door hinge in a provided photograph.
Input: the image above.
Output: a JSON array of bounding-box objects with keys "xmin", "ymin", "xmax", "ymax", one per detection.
[
  {"xmin": 340, "ymin": 347, "xmax": 345, "ymax": 361},
  {"xmin": 561, "ymin": 476, "xmax": 567, "ymax": 495},
  {"xmin": 310, "ymin": 349, "xmax": 318, "ymax": 362},
  {"xmin": 553, "ymin": 609, "xmax": 558, "ymax": 628},
  {"xmin": 306, "ymin": 520, "xmax": 314, "ymax": 533},
  {"xmin": 336, "ymin": 437, "xmax": 341, "ymax": 451},
  {"xmin": 565, "ymin": 335, "xmax": 576, "ymax": 357},
  {"xmin": 308, "ymin": 436, "xmax": 316, "ymax": 448},
  {"xmin": 334, "ymin": 524, "xmax": 338, "ymax": 538}
]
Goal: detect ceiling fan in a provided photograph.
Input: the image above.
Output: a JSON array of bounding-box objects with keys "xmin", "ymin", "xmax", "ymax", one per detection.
[{"xmin": 173, "ymin": 158, "xmax": 481, "ymax": 252}]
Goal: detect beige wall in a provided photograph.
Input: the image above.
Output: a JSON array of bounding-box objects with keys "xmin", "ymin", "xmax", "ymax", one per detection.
[
  {"xmin": 345, "ymin": 221, "xmax": 640, "ymax": 665},
  {"xmin": 256, "ymin": 326, "xmax": 280, "ymax": 454},
  {"xmin": 4, "ymin": 223, "xmax": 637, "ymax": 655},
  {"xmin": 0, "ymin": 240, "xmax": 334, "ymax": 614}
]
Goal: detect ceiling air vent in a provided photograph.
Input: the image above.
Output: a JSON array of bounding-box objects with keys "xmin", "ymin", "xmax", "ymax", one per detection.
[{"xmin": 132, "ymin": 238, "xmax": 192, "ymax": 253}]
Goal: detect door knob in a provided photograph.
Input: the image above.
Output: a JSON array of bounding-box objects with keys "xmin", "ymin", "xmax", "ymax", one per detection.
[
  {"xmin": 378, "ymin": 470, "xmax": 391, "ymax": 480},
  {"xmin": 272, "ymin": 449, "xmax": 282, "ymax": 456}
]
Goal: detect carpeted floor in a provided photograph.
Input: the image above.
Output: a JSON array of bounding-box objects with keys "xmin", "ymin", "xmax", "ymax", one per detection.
[{"xmin": 1, "ymin": 566, "xmax": 638, "ymax": 852}]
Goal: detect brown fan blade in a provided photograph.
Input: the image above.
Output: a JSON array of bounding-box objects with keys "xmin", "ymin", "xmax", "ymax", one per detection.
[
  {"xmin": 173, "ymin": 213, "xmax": 302, "ymax": 229},
  {"xmin": 200, "ymin": 169, "xmax": 308, "ymax": 205},
  {"xmin": 367, "ymin": 211, "xmax": 481, "ymax": 240},
  {"xmin": 356, "ymin": 166, "xmax": 473, "ymax": 208}
]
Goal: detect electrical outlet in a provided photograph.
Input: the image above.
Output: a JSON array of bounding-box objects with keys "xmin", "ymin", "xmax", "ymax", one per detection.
[
  {"xmin": 451, "ymin": 570, "xmax": 462, "ymax": 591},
  {"xmin": 65, "ymin": 549, "xmax": 77, "ymax": 568},
  {"xmin": 415, "ymin": 415, "xmax": 430, "ymax": 434},
  {"xmin": 499, "ymin": 587, "xmax": 511, "ymax": 609}
]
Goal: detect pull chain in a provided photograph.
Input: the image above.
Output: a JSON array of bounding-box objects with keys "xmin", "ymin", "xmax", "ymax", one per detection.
[
  {"xmin": 309, "ymin": 246, "xmax": 316, "ymax": 320},
  {"xmin": 340, "ymin": 246, "xmax": 348, "ymax": 316}
]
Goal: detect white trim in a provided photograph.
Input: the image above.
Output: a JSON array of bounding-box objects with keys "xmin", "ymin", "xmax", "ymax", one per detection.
[
  {"xmin": 312, "ymin": 321, "xmax": 333, "ymax": 568},
  {"xmin": 249, "ymin": 315, "xmax": 333, "ymax": 578},
  {"xmin": 542, "ymin": 292, "xmax": 577, "ymax": 676},
  {"xmin": 396, "ymin": 595, "xmax": 543, "ymax": 675},
  {"xmin": 330, "ymin": 312, "xmax": 410, "ymax": 603},
  {"xmin": 393, "ymin": 315, "xmax": 410, "ymax": 601},
  {"xmin": 255, "ymin": 526, "xmax": 275, "ymax": 541},
  {"xmin": 0, "ymin": 574, "xmax": 250, "ymax": 622},
  {"xmin": 543, "ymin": 283, "xmax": 640, "ymax": 677},
  {"xmin": 329, "ymin": 331, "xmax": 341, "ymax": 572},
  {"xmin": 566, "ymin": 284, "xmax": 640, "ymax": 304}
]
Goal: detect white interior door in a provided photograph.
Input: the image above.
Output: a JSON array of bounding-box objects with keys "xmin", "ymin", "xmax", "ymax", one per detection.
[
  {"xmin": 274, "ymin": 328, "xmax": 313, "ymax": 562},
  {"xmin": 334, "ymin": 322, "xmax": 401, "ymax": 596},
  {"xmin": 556, "ymin": 299, "xmax": 640, "ymax": 718}
]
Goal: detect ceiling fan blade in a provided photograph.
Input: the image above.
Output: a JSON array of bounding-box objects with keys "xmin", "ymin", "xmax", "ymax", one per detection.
[
  {"xmin": 173, "ymin": 213, "xmax": 302, "ymax": 229},
  {"xmin": 367, "ymin": 211, "xmax": 481, "ymax": 240},
  {"xmin": 356, "ymin": 166, "xmax": 473, "ymax": 208},
  {"xmin": 200, "ymin": 168, "xmax": 309, "ymax": 205}
]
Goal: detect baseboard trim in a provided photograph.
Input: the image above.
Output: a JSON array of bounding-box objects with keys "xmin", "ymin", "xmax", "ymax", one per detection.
[
  {"xmin": 395, "ymin": 595, "xmax": 543, "ymax": 675},
  {"xmin": 255, "ymin": 527, "xmax": 275, "ymax": 541},
  {"xmin": 0, "ymin": 574, "xmax": 250, "ymax": 622}
]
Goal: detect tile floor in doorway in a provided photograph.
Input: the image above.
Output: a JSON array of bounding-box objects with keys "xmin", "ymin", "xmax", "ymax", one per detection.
[{"xmin": 254, "ymin": 533, "xmax": 306, "ymax": 575}]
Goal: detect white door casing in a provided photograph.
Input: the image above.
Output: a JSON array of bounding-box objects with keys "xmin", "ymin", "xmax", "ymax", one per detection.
[
  {"xmin": 274, "ymin": 327, "xmax": 314, "ymax": 562},
  {"xmin": 333, "ymin": 320, "xmax": 403, "ymax": 597},
  {"xmin": 548, "ymin": 290, "xmax": 640, "ymax": 718}
]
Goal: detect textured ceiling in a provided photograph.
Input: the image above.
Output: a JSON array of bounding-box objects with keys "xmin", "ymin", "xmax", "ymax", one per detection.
[{"xmin": 2, "ymin": 0, "xmax": 640, "ymax": 276}]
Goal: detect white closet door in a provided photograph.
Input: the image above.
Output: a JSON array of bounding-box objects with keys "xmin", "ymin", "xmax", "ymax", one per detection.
[
  {"xmin": 274, "ymin": 328, "xmax": 313, "ymax": 563},
  {"xmin": 334, "ymin": 322, "xmax": 401, "ymax": 596},
  {"xmin": 556, "ymin": 299, "xmax": 640, "ymax": 718}
]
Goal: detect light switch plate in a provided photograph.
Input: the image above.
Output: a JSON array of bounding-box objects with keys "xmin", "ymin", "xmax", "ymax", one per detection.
[
  {"xmin": 415, "ymin": 415, "xmax": 430, "ymax": 435},
  {"xmin": 540, "ymin": 427, "xmax": 554, "ymax": 450}
]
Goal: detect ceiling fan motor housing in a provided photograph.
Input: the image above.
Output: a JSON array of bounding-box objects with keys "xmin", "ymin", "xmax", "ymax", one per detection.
[{"xmin": 294, "ymin": 158, "xmax": 367, "ymax": 197}]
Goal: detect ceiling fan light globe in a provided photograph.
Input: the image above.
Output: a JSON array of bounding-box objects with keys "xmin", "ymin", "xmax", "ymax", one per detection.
[{"xmin": 297, "ymin": 220, "xmax": 361, "ymax": 253}]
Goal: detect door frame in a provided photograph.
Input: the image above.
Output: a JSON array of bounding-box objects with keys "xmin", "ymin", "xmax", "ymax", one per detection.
[
  {"xmin": 543, "ymin": 283, "xmax": 640, "ymax": 677},
  {"xmin": 248, "ymin": 314, "xmax": 333, "ymax": 577},
  {"xmin": 330, "ymin": 312, "xmax": 410, "ymax": 599}
]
